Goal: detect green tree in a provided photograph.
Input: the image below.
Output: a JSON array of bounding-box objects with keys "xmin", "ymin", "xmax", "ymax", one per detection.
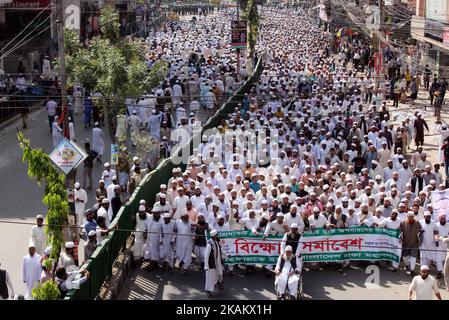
[
  {"xmin": 17, "ymin": 131, "xmax": 69, "ymax": 271},
  {"xmin": 63, "ymin": 5, "xmax": 167, "ymax": 141}
]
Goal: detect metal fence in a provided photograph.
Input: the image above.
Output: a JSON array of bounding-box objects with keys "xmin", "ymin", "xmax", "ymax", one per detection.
[{"xmin": 65, "ymin": 58, "xmax": 263, "ymax": 300}]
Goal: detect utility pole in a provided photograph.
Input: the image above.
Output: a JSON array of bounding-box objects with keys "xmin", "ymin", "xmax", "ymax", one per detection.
[
  {"xmin": 236, "ymin": 2, "xmax": 240, "ymax": 81},
  {"xmin": 376, "ymin": 0, "xmax": 384, "ymax": 91},
  {"xmin": 56, "ymin": 0, "xmax": 69, "ymax": 140}
]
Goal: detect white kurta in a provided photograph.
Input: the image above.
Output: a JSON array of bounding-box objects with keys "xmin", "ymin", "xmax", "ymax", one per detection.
[
  {"xmin": 52, "ymin": 122, "xmax": 62, "ymax": 147},
  {"xmin": 92, "ymin": 127, "xmax": 104, "ymax": 156},
  {"xmin": 275, "ymin": 255, "xmax": 301, "ymax": 297},
  {"xmin": 161, "ymin": 220, "xmax": 176, "ymax": 267},
  {"xmin": 30, "ymin": 226, "xmax": 47, "ymax": 256},
  {"xmin": 148, "ymin": 113, "xmax": 163, "ymax": 140},
  {"xmin": 74, "ymin": 188, "xmax": 88, "ymax": 226},
  {"xmin": 115, "ymin": 115, "xmax": 128, "ymax": 143},
  {"xmin": 22, "ymin": 253, "xmax": 42, "ymax": 299},
  {"xmin": 175, "ymin": 220, "xmax": 195, "ymax": 268},
  {"xmin": 134, "ymin": 213, "xmax": 150, "ymax": 259},
  {"xmin": 144, "ymin": 216, "xmax": 163, "ymax": 261},
  {"xmin": 420, "ymin": 220, "xmax": 438, "ymax": 262},
  {"xmin": 204, "ymin": 239, "xmax": 224, "ymax": 292}
]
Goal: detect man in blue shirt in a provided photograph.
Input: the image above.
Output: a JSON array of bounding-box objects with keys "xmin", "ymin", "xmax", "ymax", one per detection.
[
  {"xmin": 82, "ymin": 209, "xmax": 97, "ymax": 240},
  {"xmin": 249, "ymin": 173, "xmax": 261, "ymax": 193}
]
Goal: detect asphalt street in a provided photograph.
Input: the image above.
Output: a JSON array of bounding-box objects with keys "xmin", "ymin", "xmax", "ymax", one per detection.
[{"xmin": 118, "ymin": 261, "xmax": 449, "ymax": 300}]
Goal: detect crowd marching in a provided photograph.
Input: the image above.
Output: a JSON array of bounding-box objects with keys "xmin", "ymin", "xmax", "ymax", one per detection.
[{"xmin": 4, "ymin": 5, "xmax": 449, "ymax": 300}]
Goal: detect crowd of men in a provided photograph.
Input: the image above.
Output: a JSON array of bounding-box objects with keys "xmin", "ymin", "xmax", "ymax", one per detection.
[
  {"xmin": 128, "ymin": 7, "xmax": 449, "ymax": 299},
  {"xmin": 8, "ymin": 5, "xmax": 449, "ymax": 300}
]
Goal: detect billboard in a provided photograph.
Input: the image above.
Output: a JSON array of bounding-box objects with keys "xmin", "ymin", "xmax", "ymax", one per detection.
[
  {"xmin": 426, "ymin": 0, "xmax": 447, "ymax": 23},
  {"xmin": 231, "ymin": 20, "xmax": 247, "ymax": 49}
]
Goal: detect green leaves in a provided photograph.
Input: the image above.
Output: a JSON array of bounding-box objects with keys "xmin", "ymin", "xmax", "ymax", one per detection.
[
  {"xmin": 99, "ymin": 5, "xmax": 121, "ymax": 45},
  {"xmin": 32, "ymin": 280, "xmax": 61, "ymax": 300},
  {"xmin": 17, "ymin": 132, "xmax": 68, "ymax": 261}
]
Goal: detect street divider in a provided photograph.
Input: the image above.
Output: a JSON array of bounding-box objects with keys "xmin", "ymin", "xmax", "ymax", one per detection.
[{"xmin": 65, "ymin": 57, "xmax": 263, "ymax": 300}]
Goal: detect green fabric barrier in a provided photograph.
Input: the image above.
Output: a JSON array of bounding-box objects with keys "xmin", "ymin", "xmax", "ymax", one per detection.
[{"xmin": 67, "ymin": 57, "xmax": 263, "ymax": 300}]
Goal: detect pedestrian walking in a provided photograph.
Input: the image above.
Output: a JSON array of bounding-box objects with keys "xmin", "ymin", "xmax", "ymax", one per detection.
[
  {"xmin": 29, "ymin": 214, "xmax": 47, "ymax": 256},
  {"xmin": 22, "ymin": 242, "xmax": 42, "ymax": 299},
  {"xmin": 92, "ymin": 122, "xmax": 104, "ymax": 163},
  {"xmin": 204, "ymin": 229, "xmax": 224, "ymax": 298},
  {"xmin": 409, "ymin": 265, "xmax": 442, "ymax": 300}
]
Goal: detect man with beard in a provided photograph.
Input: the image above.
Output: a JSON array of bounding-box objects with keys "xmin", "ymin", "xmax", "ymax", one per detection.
[
  {"xmin": 194, "ymin": 213, "xmax": 211, "ymax": 270},
  {"xmin": 419, "ymin": 212, "xmax": 439, "ymax": 277},
  {"xmin": 436, "ymin": 214, "xmax": 449, "ymax": 282},
  {"xmin": 409, "ymin": 265, "xmax": 442, "ymax": 300},
  {"xmin": 161, "ymin": 213, "xmax": 176, "ymax": 272},
  {"xmin": 204, "ymin": 229, "xmax": 224, "ymax": 298},
  {"xmin": 281, "ymin": 223, "xmax": 301, "ymax": 255},
  {"xmin": 378, "ymin": 210, "xmax": 402, "ymax": 272},
  {"xmin": 175, "ymin": 212, "xmax": 195, "ymax": 274},
  {"xmin": 400, "ymin": 212, "xmax": 422, "ymax": 276},
  {"xmin": 144, "ymin": 207, "xmax": 163, "ymax": 271},
  {"xmin": 275, "ymin": 245, "xmax": 302, "ymax": 300},
  {"xmin": 133, "ymin": 205, "xmax": 150, "ymax": 267}
]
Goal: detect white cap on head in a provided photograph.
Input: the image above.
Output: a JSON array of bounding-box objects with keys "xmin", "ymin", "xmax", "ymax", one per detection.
[
  {"xmin": 291, "ymin": 223, "xmax": 299, "ymax": 229},
  {"xmin": 104, "ymin": 162, "xmax": 111, "ymax": 167},
  {"xmin": 163, "ymin": 213, "xmax": 171, "ymax": 218},
  {"xmin": 102, "ymin": 198, "xmax": 109, "ymax": 204},
  {"xmin": 424, "ymin": 211, "xmax": 432, "ymax": 216},
  {"xmin": 28, "ymin": 241, "xmax": 36, "ymax": 248},
  {"xmin": 210, "ymin": 229, "xmax": 218, "ymax": 237},
  {"xmin": 133, "ymin": 156, "xmax": 139, "ymax": 162},
  {"xmin": 285, "ymin": 245, "xmax": 293, "ymax": 252},
  {"xmin": 420, "ymin": 265, "xmax": 429, "ymax": 271},
  {"xmin": 88, "ymin": 230, "xmax": 97, "ymax": 237},
  {"xmin": 139, "ymin": 199, "xmax": 146, "ymax": 205},
  {"xmin": 74, "ymin": 182, "xmax": 80, "ymax": 188},
  {"xmin": 36, "ymin": 214, "xmax": 44, "ymax": 219},
  {"xmin": 65, "ymin": 241, "xmax": 75, "ymax": 249},
  {"xmin": 277, "ymin": 213, "xmax": 284, "ymax": 218}
]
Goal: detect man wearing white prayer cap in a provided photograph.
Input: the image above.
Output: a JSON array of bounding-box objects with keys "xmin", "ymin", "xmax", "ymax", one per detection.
[
  {"xmin": 74, "ymin": 181, "xmax": 88, "ymax": 228},
  {"xmin": 58, "ymin": 241, "xmax": 77, "ymax": 273},
  {"xmin": 409, "ymin": 264, "xmax": 442, "ymax": 300},
  {"xmin": 133, "ymin": 204, "xmax": 150, "ymax": 266},
  {"xmin": 22, "ymin": 240, "xmax": 42, "ymax": 299},
  {"xmin": 274, "ymin": 243, "xmax": 302, "ymax": 299},
  {"xmin": 30, "ymin": 214, "xmax": 47, "ymax": 256},
  {"xmin": 161, "ymin": 210, "xmax": 176, "ymax": 272},
  {"xmin": 204, "ymin": 229, "xmax": 224, "ymax": 297}
]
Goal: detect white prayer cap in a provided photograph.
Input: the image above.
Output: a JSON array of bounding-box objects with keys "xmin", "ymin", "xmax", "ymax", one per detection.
[
  {"xmin": 28, "ymin": 241, "xmax": 36, "ymax": 248},
  {"xmin": 424, "ymin": 211, "xmax": 432, "ymax": 216},
  {"xmin": 210, "ymin": 229, "xmax": 218, "ymax": 237},
  {"xmin": 163, "ymin": 213, "xmax": 171, "ymax": 218},
  {"xmin": 160, "ymin": 184, "xmax": 167, "ymax": 188},
  {"xmin": 44, "ymin": 246, "xmax": 52, "ymax": 256},
  {"xmin": 104, "ymin": 162, "xmax": 111, "ymax": 167},
  {"xmin": 94, "ymin": 122, "xmax": 99, "ymax": 126},
  {"xmin": 277, "ymin": 213, "xmax": 284, "ymax": 218},
  {"xmin": 420, "ymin": 265, "xmax": 429, "ymax": 271},
  {"xmin": 291, "ymin": 223, "xmax": 299, "ymax": 229},
  {"xmin": 261, "ymin": 200, "xmax": 269, "ymax": 205},
  {"xmin": 133, "ymin": 156, "xmax": 139, "ymax": 162},
  {"xmin": 65, "ymin": 241, "xmax": 75, "ymax": 249},
  {"xmin": 407, "ymin": 211, "xmax": 415, "ymax": 217},
  {"xmin": 114, "ymin": 185, "xmax": 121, "ymax": 190},
  {"xmin": 99, "ymin": 180, "xmax": 105, "ymax": 184},
  {"xmin": 36, "ymin": 214, "xmax": 44, "ymax": 219},
  {"xmin": 197, "ymin": 212, "xmax": 204, "ymax": 218},
  {"xmin": 159, "ymin": 193, "xmax": 166, "ymax": 199},
  {"xmin": 102, "ymin": 198, "xmax": 109, "ymax": 204},
  {"xmin": 74, "ymin": 182, "xmax": 80, "ymax": 189},
  {"xmin": 112, "ymin": 176, "xmax": 117, "ymax": 180},
  {"xmin": 88, "ymin": 230, "xmax": 97, "ymax": 237},
  {"xmin": 139, "ymin": 199, "xmax": 146, "ymax": 205},
  {"xmin": 313, "ymin": 207, "xmax": 320, "ymax": 213},
  {"xmin": 177, "ymin": 187, "xmax": 184, "ymax": 191},
  {"xmin": 285, "ymin": 245, "xmax": 293, "ymax": 252}
]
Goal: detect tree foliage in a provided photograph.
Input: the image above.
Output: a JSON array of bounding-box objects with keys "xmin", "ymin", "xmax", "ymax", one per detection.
[
  {"xmin": 32, "ymin": 280, "xmax": 61, "ymax": 300},
  {"xmin": 63, "ymin": 6, "xmax": 167, "ymax": 140},
  {"xmin": 17, "ymin": 132, "xmax": 69, "ymax": 261}
]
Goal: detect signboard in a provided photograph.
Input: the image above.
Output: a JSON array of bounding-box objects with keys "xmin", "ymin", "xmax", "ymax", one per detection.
[
  {"xmin": 49, "ymin": 138, "xmax": 88, "ymax": 175},
  {"xmin": 443, "ymin": 27, "xmax": 449, "ymax": 47},
  {"xmin": 111, "ymin": 144, "xmax": 119, "ymax": 165},
  {"xmin": 63, "ymin": 0, "xmax": 80, "ymax": 31},
  {"xmin": 426, "ymin": 0, "xmax": 447, "ymax": 23},
  {"xmin": 298, "ymin": 227, "xmax": 401, "ymax": 263},
  {"xmin": 214, "ymin": 230, "xmax": 283, "ymax": 265},
  {"xmin": 425, "ymin": 18, "xmax": 444, "ymax": 41},
  {"xmin": 2, "ymin": 0, "xmax": 50, "ymax": 8},
  {"xmin": 231, "ymin": 20, "xmax": 247, "ymax": 49},
  {"xmin": 431, "ymin": 188, "xmax": 449, "ymax": 221}
]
